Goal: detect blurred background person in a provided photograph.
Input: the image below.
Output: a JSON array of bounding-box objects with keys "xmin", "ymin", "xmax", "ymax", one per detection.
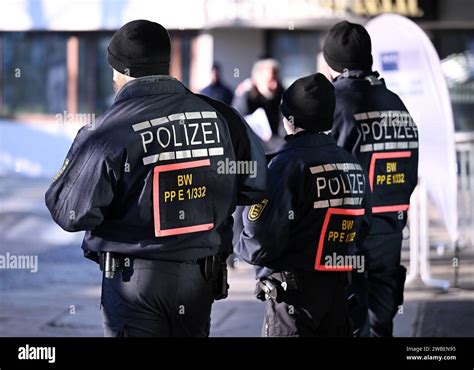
[
  {"xmin": 199, "ymin": 62, "xmax": 234, "ymax": 105},
  {"xmin": 232, "ymin": 58, "xmax": 284, "ymax": 151}
]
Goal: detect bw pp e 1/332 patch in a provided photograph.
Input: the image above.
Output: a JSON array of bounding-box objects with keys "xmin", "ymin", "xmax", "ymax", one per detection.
[
  {"xmin": 314, "ymin": 208, "xmax": 365, "ymax": 271},
  {"xmin": 152, "ymin": 159, "xmax": 215, "ymax": 237}
]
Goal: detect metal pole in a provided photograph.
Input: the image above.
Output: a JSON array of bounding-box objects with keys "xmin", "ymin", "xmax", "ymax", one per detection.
[
  {"xmin": 406, "ymin": 185, "xmax": 419, "ymax": 285},
  {"xmin": 418, "ymin": 180, "xmax": 450, "ymax": 289},
  {"xmin": 454, "ymin": 242, "xmax": 460, "ymax": 288},
  {"xmin": 459, "ymin": 149, "xmax": 467, "ymax": 247},
  {"xmin": 469, "ymin": 146, "xmax": 474, "ymax": 247}
]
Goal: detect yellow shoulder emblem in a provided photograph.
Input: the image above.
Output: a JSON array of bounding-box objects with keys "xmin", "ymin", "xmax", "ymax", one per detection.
[{"xmin": 248, "ymin": 199, "xmax": 268, "ymax": 221}]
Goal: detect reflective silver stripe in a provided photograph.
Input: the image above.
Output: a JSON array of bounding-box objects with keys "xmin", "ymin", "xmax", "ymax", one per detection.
[
  {"xmin": 343, "ymin": 198, "xmax": 353, "ymax": 205},
  {"xmin": 387, "ymin": 110, "xmax": 400, "ymax": 117},
  {"xmin": 385, "ymin": 142, "xmax": 398, "ymax": 150},
  {"xmin": 142, "ymin": 154, "xmax": 159, "ymax": 165},
  {"xmin": 314, "ymin": 197, "xmax": 363, "ymax": 209},
  {"xmin": 310, "ymin": 165, "xmax": 325, "ymax": 174},
  {"xmin": 311, "ymin": 163, "xmax": 359, "ymax": 173},
  {"xmin": 409, "ymin": 141, "xmax": 419, "ymax": 149},
  {"xmin": 374, "ymin": 143, "xmax": 385, "ymax": 151},
  {"xmin": 185, "ymin": 112, "xmax": 202, "ymax": 119},
  {"xmin": 150, "ymin": 117, "xmax": 169, "ymax": 126},
  {"xmin": 208, "ymin": 147, "xmax": 224, "ymax": 156},
  {"xmin": 314, "ymin": 200, "xmax": 329, "ymax": 209},
  {"xmin": 401, "ymin": 112, "xmax": 411, "ymax": 121},
  {"xmin": 132, "ymin": 121, "xmax": 151, "ymax": 131},
  {"xmin": 367, "ymin": 111, "xmax": 380, "ymax": 119},
  {"xmin": 159, "ymin": 152, "xmax": 175, "ymax": 161},
  {"xmin": 330, "ymin": 198, "xmax": 343, "ymax": 206},
  {"xmin": 168, "ymin": 113, "xmax": 186, "ymax": 121},
  {"xmin": 397, "ymin": 141, "xmax": 408, "ymax": 149},
  {"xmin": 323, "ymin": 164, "xmax": 337, "ymax": 172},
  {"xmin": 354, "ymin": 113, "xmax": 368, "ymax": 120},
  {"xmin": 201, "ymin": 111, "xmax": 217, "ymax": 118},
  {"xmin": 192, "ymin": 148, "xmax": 208, "ymax": 157},
  {"xmin": 176, "ymin": 150, "xmax": 192, "ymax": 159},
  {"xmin": 343, "ymin": 197, "xmax": 362, "ymax": 205},
  {"xmin": 360, "ymin": 144, "xmax": 373, "ymax": 152}
]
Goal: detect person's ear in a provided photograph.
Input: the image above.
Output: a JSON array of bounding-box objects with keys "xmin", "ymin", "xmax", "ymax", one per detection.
[{"xmin": 283, "ymin": 116, "xmax": 295, "ymax": 135}]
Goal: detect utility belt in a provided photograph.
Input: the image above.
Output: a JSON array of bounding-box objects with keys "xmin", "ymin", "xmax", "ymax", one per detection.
[
  {"xmin": 99, "ymin": 252, "xmax": 229, "ymax": 301},
  {"xmin": 255, "ymin": 271, "xmax": 299, "ymax": 302}
]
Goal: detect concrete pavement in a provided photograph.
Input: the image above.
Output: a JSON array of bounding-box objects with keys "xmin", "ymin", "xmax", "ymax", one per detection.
[{"xmin": 0, "ymin": 177, "xmax": 473, "ymax": 337}]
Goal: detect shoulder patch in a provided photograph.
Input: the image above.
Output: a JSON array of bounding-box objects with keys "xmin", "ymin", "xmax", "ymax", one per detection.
[{"xmin": 248, "ymin": 199, "xmax": 268, "ymax": 221}]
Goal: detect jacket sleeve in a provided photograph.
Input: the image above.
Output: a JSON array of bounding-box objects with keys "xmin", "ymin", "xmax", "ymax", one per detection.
[
  {"xmin": 197, "ymin": 94, "xmax": 267, "ymax": 205},
  {"xmin": 235, "ymin": 159, "xmax": 296, "ymax": 266},
  {"xmin": 45, "ymin": 128, "xmax": 116, "ymax": 232},
  {"xmin": 235, "ymin": 113, "xmax": 267, "ymax": 205},
  {"xmin": 356, "ymin": 171, "xmax": 373, "ymax": 252}
]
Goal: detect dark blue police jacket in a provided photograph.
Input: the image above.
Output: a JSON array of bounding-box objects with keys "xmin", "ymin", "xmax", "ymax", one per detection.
[
  {"xmin": 236, "ymin": 131, "xmax": 372, "ymax": 275},
  {"xmin": 45, "ymin": 76, "xmax": 267, "ymax": 262},
  {"xmin": 332, "ymin": 70, "xmax": 419, "ymax": 235}
]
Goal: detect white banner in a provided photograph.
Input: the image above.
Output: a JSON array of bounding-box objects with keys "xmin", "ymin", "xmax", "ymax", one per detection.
[{"xmin": 367, "ymin": 14, "xmax": 458, "ymax": 242}]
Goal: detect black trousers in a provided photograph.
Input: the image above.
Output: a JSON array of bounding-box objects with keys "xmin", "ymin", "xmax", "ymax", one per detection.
[
  {"xmin": 101, "ymin": 258, "xmax": 214, "ymax": 337},
  {"xmin": 351, "ymin": 232, "xmax": 405, "ymax": 337},
  {"xmin": 262, "ymin": 271, "xmax": 350, "ymax": 337}
]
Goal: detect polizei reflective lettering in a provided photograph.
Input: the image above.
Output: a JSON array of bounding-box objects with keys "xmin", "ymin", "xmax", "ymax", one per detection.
[
  {"xmin": 139, "ymin": 121, "xmax": 221, "ymax": 152},
  {"xmin": 131, "ymin": 111, "xmax": 225, "ymax": 165},
  {"xmin": 355, "ymin": 110, "xmax": 419, "ymax": 153},
  {"xmin": 310, "ymin": 162, "xmax": 366, "ymax": 209}
]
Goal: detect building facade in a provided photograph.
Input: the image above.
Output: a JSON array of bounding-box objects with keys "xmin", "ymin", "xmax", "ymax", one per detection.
[{"xmin": 1, "ymin": 0, "xmax": 473, "ymax": 131}]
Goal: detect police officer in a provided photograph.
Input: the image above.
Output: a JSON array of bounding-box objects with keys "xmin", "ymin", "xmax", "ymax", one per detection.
[
  {"xmin": 323, "ymin": 21, "xmax": 419, "ymax": 337},
  {"xmin": 235, "ymin": 73, "xmax": 371, "ymax": 337},
  {"xmin": 45, "ymin": 20, "xmax": 267, "ymax": 337}
]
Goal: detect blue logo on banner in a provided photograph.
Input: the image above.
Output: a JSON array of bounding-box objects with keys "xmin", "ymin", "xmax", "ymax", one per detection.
[{"xmin": 381, "ymin": 52, "xmax": 399, "ymax": 71}]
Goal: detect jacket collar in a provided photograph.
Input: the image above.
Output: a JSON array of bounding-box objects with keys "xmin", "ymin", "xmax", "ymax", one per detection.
[
  {"xmin": 333, "ymin": 70, "xmax": 385, "ymax": 89},
  {"xmin": 269, "ymin": 131, "xmax": 336, "ymax": 159},
  {"xmin": 114, "ymin": 75, "xmax": 187, "ymax": 103}
]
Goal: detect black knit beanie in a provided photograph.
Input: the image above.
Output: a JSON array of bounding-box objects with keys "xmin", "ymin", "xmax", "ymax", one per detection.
[
  {"xmin": 323, "ymin": 21, "xmax": 373, "ymax": 73},
  {"xmin": 280, "ymin": 73, "xmax": 335, "ymax": 132},
  {"xmin": 107, "ymin": 20, "xmax": 170, "ymax": 78}
]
